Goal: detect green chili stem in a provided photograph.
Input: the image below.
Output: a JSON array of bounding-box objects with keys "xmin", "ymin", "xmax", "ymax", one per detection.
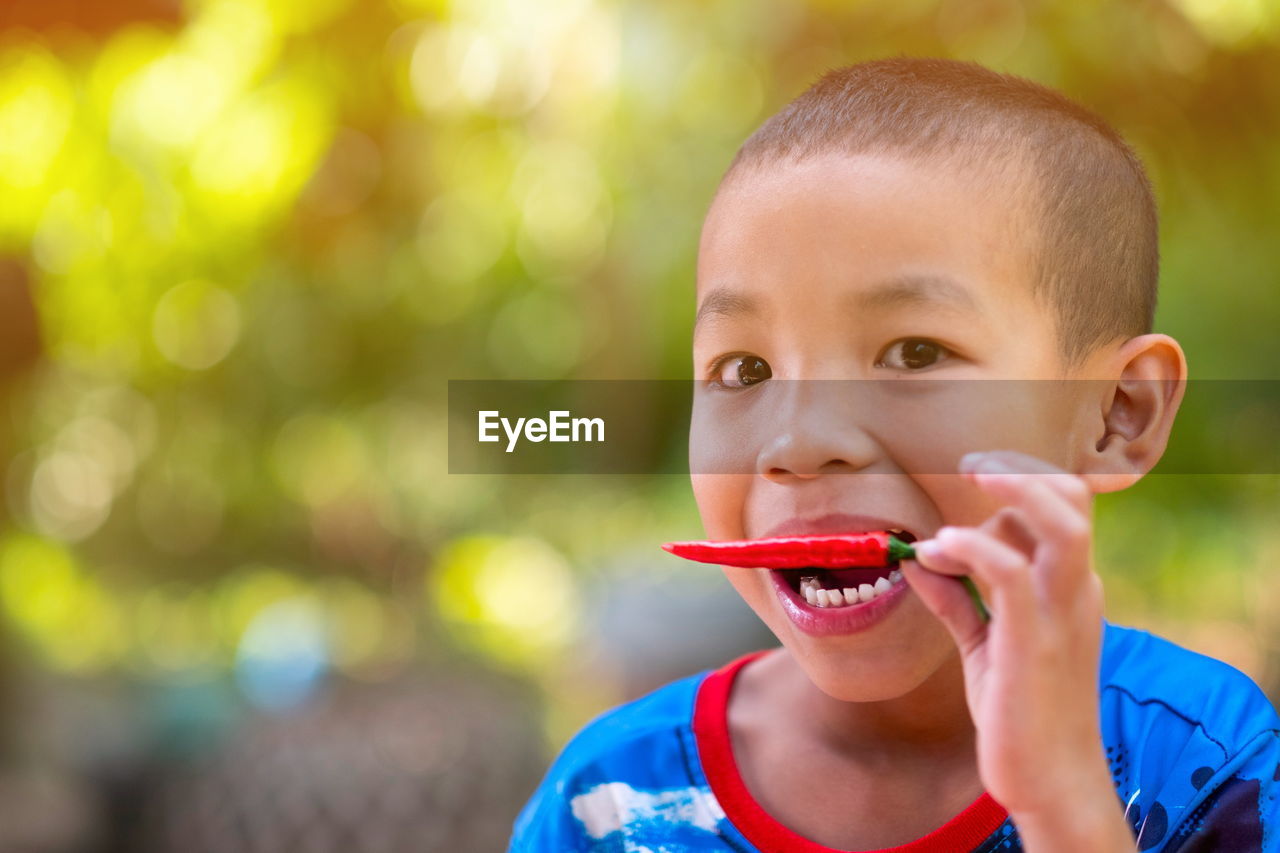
[{"xmin": 888, "ymin": 536, "xmax": 991, "ymax": 625}]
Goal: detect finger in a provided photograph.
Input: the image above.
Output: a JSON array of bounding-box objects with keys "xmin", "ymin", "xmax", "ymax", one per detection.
[
  {"xmin": 907, "ymin": 539, "xmax": 994, "ymax": 624},
  {"xmin": 962, "ymin": 451, "xmax": 1093, "ymax": 512},
  {"xmin": 970, "ymin": 471, "xmax": 1092, "ymax": 562},
  {"xmin": 969, "ymin": 473, "xmax": 1095, "ymax": 610},
  {"xmin": 898, "ymin": 559, "xmax": 986, "ymax": 655},
  {"xmin": 980, "ymin": 506, "xmax": 1037, "ymax": 561},
  {"xmin": 920, "ymin": 527, "xmax": 1038, "ymax": 634},
  {"xmin": 960, "ymin": 449, "xmax": 1065, "ymax": 476},
  {"xmin": 910, "ymin": 535, "xmax": 971, "ymax": 576}
]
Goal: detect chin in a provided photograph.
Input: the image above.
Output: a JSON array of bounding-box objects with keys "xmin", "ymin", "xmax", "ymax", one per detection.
[
  {"xmin": 762, "ymin": 611, "xmax": 959, "ymax": 702},
  {"xmin": 738, "ymin": 575, "xmax": 956, "ymax": 702},
  {"xmin": 795, "ymin": 643, "xmax": 947, "ymax": 702}
]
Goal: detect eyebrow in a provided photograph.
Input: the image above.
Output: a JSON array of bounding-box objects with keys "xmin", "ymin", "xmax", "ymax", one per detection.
[
  {"xmin": 694, "ymin": 273, "xmax": 977, "ymax": 332},
  {"xmin": 850, "ymin": 273, "xmax": 979, "ymax": 314},
  {"xmin": 694, "ymin": 287, "xmax": 759, "ymax": 331}
]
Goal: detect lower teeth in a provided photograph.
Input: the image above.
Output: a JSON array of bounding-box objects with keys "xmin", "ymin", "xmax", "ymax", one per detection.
[{"xmin": 799, "ymin": 571, "xmax": 903, "ymax": 607}]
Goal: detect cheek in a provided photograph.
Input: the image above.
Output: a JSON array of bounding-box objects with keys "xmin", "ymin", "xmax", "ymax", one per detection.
[
  {"xmin": 723, "ymin": 568, "xmax": 769, "ymax": 606},
  {"xmin": 689, "ymin": 391, "xmax": 768, "ymax": 477},
  {"xmin": 875, "ymin": 383, "xmax": 1076, "ymax": 480},
  {"xmin": 691, "ymin": 473, "xmax": 752, "ymax": 537},
  {"xmin": 914, "ymin": 473, "xmax": 1003, "ymax": 527},
  {"xmin": 723, "ymin": 568, "xmax": 792, "ymax": 639}
]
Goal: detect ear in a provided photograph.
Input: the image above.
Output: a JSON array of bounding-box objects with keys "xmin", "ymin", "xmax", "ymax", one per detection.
[{"xmin": 1079, "ymin": 334, "xmax": 1188, "ymax": 493}]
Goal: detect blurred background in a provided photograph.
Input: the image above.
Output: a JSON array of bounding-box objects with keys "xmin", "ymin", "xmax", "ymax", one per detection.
[{"xmin": 0, "ymin": 0, "xmax": 1278, "ymax": 850}]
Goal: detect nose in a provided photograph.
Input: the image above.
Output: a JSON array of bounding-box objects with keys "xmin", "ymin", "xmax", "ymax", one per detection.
[{"xmin": 756, "ymin": 381, "xmax": 881, "ymax": 482}]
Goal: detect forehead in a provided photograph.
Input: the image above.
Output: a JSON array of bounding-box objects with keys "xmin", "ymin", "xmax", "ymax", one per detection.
[{"xmin": 696, "ymin": 153, "xmax": 1038, "ymax": 309}]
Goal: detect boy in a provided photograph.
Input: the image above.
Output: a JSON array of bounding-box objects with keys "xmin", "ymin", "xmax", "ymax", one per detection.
[{"xmin": 508, "ymin": 58, "xmax": 1280, "ymax": 852}]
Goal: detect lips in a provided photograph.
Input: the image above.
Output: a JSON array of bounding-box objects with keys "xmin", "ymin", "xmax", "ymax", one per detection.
[
  {"xmin": 756, "ymin": 514, "xmax": 923, "ymax": 636},
  {"xmin": 760, "ymin": 512, "xmax": 921, "ymax": 543},
  {"xmin": 769, "ymin": 562, "xmax": 911, "ymax": 636}
]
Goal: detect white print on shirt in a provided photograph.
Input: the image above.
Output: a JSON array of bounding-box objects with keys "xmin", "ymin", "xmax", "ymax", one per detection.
[{"xmin": 569, "ymin": 782, "xmax": 726, "ymax": 840}]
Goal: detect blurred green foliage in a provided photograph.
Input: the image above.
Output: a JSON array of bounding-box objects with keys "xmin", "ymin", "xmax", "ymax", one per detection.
[{"xmin": 0, "ymin": 0, "xmax": 1277, "ymax": 731}]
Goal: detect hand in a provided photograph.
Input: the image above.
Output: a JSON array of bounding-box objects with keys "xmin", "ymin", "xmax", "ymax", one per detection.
[{"xmin": 900, "ymin": 450, "xmax": 1134, "ymax": 850}]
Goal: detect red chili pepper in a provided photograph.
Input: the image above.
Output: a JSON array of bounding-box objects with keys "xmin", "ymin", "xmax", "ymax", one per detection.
[
  {"xmin": 661, "ymin": 531, "xmax": 989, "ymax": 623},
  {"xmin": 660, "ymin": 531, "xmax": 914, "ymax": 568}
]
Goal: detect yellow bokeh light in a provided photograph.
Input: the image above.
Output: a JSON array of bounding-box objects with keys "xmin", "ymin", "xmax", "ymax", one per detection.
[
  {"xmin": 32, "ymin": 191, "xmax": 111, "ymax": 276},
  {"xmin": 92, "ymin": 25, "xmax": 172, "ymax": 121},
  {"xmin": 151, "ymin": 280, "xmax": 242, "ymax": 370},
  {"xmin": 213, "ymin": 566, "xmax": 307, "ymax": 655},
  {"xmin": 512, "ymin": 139, "xmax": 610, "ymax": 274},
  {"xmin": 0, "ymin": 534, "xmax": 81, "ymax": 634},
  {"xmin": 317, "ymin": 577, "xmax": 412, "ymax": 677},
  {"xmin": 188, "ymin": 79, "xmax": 332, "ymax": 226},
  {"xmin": 184, "ymin": 0, "xmax": 280, "ymax": 86},
  {"xmin": 0, "ymin": 534, "xmax": 124, "ymax": 672},
  {"xmin": 55, "ymin": 415, "xmax": 139, "ymax": 495},
  {"xmin": 0, "ymin": 44, "xmax": 74, "ymax": 202},
  {"xmin": 29, "ymin": 448, "xmax": 115, "ymax": 542},
  {"xmin": 271, "ymin": 413, "xmax": 370, "ymax": 506},
  {"xmin": 414, "ymin": 190, "xmax": 508, "ymax": 321},
  {"xmin": 1173, "ymin": 0, "xmax": 1276, "ymax": 44},
  {"xmin": 254, "ymin": 0, "xmax": 353, "ymax": 35},
  {"xmin": 116, "ymin": 53, "xmax": 232, "ymax": 151},
  {"xmin": 430, "ymin": 535, "xmax": 581, "ymax": 670}
]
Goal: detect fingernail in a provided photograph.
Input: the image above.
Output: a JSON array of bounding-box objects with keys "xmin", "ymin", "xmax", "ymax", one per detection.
[
  {"xmin": 976, "ymin": 457, "xmax": 1013, "ymax": 475},
  {"xmin": 914, "ymin": 540, "xmax": 940, "ymax": 562},
  {"xmin": 958, "ymin": 452, "xmax": 986, "ymax": 473}
]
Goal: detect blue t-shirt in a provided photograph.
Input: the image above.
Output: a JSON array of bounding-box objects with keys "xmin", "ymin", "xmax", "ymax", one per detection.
[{"xmin": 509, "ymin": 620, "xmax": 1280, "ymax": 852}]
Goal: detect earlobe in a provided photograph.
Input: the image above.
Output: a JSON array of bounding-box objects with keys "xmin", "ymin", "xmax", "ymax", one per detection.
[{"xmin": 1079, "ymin": 334, "xmax": 1188, "ymax": 494}]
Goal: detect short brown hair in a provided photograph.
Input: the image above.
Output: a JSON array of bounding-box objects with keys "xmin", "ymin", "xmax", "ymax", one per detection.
[{"xmin": 720, "ymin": 57, "xmax": 1159, "ymax": 367}]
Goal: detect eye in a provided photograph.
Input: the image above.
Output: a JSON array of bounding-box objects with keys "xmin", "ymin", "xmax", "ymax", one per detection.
[
  {"xmin": 711, "ymin": 354, "xmax": 772, "ymax": 388},
  {"xmin": 877, "ymin": 338, "xmax": 950, "ymax": 371}
]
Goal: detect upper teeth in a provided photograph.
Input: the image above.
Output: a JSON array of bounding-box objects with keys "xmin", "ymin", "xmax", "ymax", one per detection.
[
  {"xmin": 800, "ymin": 571, "xmax": 903, "ymax": 607},
  {"xmin": 888, "ymin": 528, "xmax": 904, "ymax": 535}
]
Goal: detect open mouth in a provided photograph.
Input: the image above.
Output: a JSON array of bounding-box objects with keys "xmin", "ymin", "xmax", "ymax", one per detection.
[{"xmin": 773, "ymin": 529, "xmax": 916, "ymax": 608}]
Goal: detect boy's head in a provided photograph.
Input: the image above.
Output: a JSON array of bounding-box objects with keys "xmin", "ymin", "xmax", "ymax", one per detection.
[
  {"xmin": 690, "ymin": 58, "xmax": 1187, "ymax": 701},
  {"xmin": 711, "ymin": 57, "xmax": 1160, "ymax": 369}
]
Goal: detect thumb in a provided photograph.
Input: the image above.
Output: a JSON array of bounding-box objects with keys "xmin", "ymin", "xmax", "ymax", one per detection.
[{"xmin": 899, "ymin": 553, "xmax": 986, "ymax": 653}]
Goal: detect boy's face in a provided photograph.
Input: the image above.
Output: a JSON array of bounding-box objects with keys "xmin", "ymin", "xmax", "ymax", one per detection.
[{"xmin": 691, "ymin": 152, "xmax": 1103, "ymax": 701}]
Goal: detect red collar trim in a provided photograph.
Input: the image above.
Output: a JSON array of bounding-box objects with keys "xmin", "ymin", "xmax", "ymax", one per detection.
[{"xmin": 693, "ymin": 651, "xmax": 1010, "ymax": 853}]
